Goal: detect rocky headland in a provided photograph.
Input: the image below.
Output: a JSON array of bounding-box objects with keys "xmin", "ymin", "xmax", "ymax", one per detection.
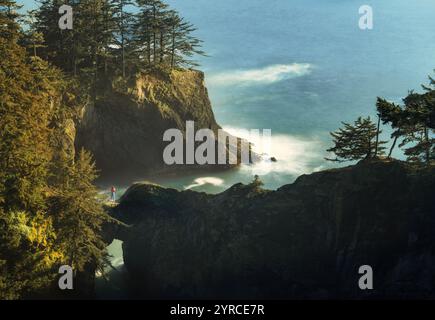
[{"xmin": 107, "ymin": 159, "xmax": 435, "ymax": 299}]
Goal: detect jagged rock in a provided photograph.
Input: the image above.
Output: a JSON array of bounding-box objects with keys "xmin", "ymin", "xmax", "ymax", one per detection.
[
  {"xmin": 110, "ymin": 159, "xmax": 435, "ymax": 299},
  {"xmin": 76, "ymin": 69, "xmax": 242, "ymax": 178}
]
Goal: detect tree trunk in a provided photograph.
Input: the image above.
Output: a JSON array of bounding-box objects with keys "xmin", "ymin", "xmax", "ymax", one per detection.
[
  {"xmin": 121, "ymin": 2, "xmax": 126, "ymax": 77},
  {"xmin": 93, "ymin": 4, "xmax": 98, "ymax": 106},
  {"xmin": 72, "ymin": 32, "xmax": 77, "ymax": 76},
  {"xmin": 104, "ymin": 6, "xmax": 109, "ymax": 76},
  {"xmin": 171, "ymin": 27, "xmax": 175, "ymax": 69},
  {"xmin": 153, "ymin": 6, "xmax": 157, "ymax": 64},
  {"xmin": 424, "ymin": 126, "xmax": 430, "ymax": 164},
  {"xmin": 388, "ymin": 136, "xmax": 398, "ymax": 158},
  {"xmin": 147, "ymin": 36, "xmax": 151, "ymax": 64},
  {"xmin": 121, "ymin": 35, "xmax": 125, "ymax": 77},
  {"xmin": 73, "ymin": 38, "xmax": 77, "ymax": 76},
  {"xmin": 374, "ymin": 115, "xmax": 381, "ymax": 157},
  {"xmin": 160, "ymin": 32, "xmax": 164, "ymax": 63}
]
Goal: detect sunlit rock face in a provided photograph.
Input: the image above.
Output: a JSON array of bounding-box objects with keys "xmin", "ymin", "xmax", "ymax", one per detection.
[
  {"xmin": 76, "ymin": 69, "xmax": 242, "ymax": 179},
  {"xmin": 109, "ymin": 159, "xmax": 435, "ymax": 299}
]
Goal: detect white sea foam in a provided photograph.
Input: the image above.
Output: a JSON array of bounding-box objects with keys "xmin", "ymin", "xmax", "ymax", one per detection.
[
  {"xmin": 224, "ymin": 127, "xmax": 323, "ymax": 177},
  {"xmin": 111, "ymin": 257, "xmax": 124, "ymax": 268},
  {"xmin": 184, "ymin": 177, "xmax": 225, "ymax": 190},
  {"xmin": 207, "ymin": 63, "xmax": 313, "ymax": 87}
]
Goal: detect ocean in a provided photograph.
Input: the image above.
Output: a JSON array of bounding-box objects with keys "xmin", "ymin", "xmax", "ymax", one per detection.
[
  {"xmin": 20, "ymin": 0, "xmax": 435, "ymax": 298},
  {"xmin": 100, "ymin": 0, "xmax": 435, "ymax": 191}
]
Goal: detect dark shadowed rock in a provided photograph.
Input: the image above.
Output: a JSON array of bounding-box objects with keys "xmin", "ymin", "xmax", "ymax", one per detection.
[{"xmin": 110, "ymin": 160, "xmax": 435, "ymax": 299}]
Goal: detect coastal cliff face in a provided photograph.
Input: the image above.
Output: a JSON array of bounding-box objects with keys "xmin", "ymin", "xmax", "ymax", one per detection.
[
  {"xmin": 110, "ymin": 160, "xmax": 435, "ymax": 299},
  {"xmin": 76, "ymin": 69, "xmax": 235, "ymax": 178}
]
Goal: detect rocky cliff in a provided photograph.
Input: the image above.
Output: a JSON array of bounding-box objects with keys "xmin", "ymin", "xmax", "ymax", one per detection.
[
  {"xmin": 76, "ymin": 69, "xmax": 240, "ymax": 179},
  {"xmin": 110, "ymin": 159, "xmax": 435, "ymax": 299}
]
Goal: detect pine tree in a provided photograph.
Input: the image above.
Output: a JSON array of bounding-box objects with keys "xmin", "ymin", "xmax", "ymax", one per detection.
[
  {"xmin": 326, "ymin": 117, "xmax": 387, "ymax": 162},
  {"xmin": 149, "ymin": 0, "xmax": 168, "ymax": 64},
  {"xmin": 0, "ymin": 0, "xmax": 65, "ymax": 298},
  {"xmin": 32, "ymin": 0, "xmax": 73, "ymax": 71},
  {"xmin": 64, "ymin": 0, "xmax": 113, "ymax": 102},
  {"xmin": 132, "ymin": 0, "xmax": 204, "ymax": 69},
  {"xmin": 131, "ymin": 0, "xmax": 154, "ymax": 67},
  {"xmin": 111, "ymin": 0, "xmax": 133, "ymax": 77},
  {"xmin": 23, "ymin": 31, "xmax": 45, "ymax": 57},
  {"xmin": 1, "ymin": 0, "xmax": 110, "ymax": 298},
  {"xmin": 376, "ymin": 98, "xmax": 404, "ymax": 158},
  {"xmin": 49, "ymin": 149, "xmax": 107, "ymax": 272},
  {"xmin": 0, "ymin": 0, "xmax": 21, "ymax": 39},
  {"xmin": 423, "ymin": 74, "xmax": 435, "ymax": 130},
  {"xmin": 33, "ymin": 0, "xmax": 206, "ymax": 77},
  {"xmin": 377, "ymin": 75, "xmax": 434, "ymax": 164},
  {"xmin": 165, "ymin": 10, "xmax": 205, "ymax": 68},
  {"xmin": 20, "ymin": 12, "xmax": 45, "ymax": 57},
  {"xmin": 0, "ymin": 2, "xmax": 53, "ymax": 214},
  {"xmin": 34, "ymin": 0, "xmax": 115, "ymax": 79},
  {"xmin": 133, "ymin": 0, "xmax": 167, "ymax": 66},
  {"xmin": 401, "ymin": 90, "xmax": 434, "ymax": 164}
]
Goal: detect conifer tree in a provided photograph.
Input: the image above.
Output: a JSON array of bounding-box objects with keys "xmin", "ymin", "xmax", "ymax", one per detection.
[
  {"xmin": 23, "ymin": 31, "xmax": 45, "ymax": 57},
  {"xmin": 401, "ymin": 91, "xmax": 434, "ymax": 164},
  {"xmin": 377, "ymin": 75, "xmax": 434, "ymax": 164},
  {"xmin": 376, "ymin": 98, "xmax": 404, "ymax": 158},
  {"xmin": 133, "ymin": 0, "xmax": 167, "ymax": 66},
  {"xmin": 48, "ymin": 150, "xmax": 107, "ymax": 272},
  {"xmin": 1, "ymin": 0, "xmax": 110, "ymax": 298},
  {"xmin": 33, "ymin": 0, "xmax": 72, "ymax": 70},
  {"xmin": 166, "ymin": 10, "xmax": 205, "ymax": 68},
  {"xmin": 20, "ymin": 12, "xmax": 45, "ymax": 57},
  {"xmin": 33, "ymin": 0, "xmax": 206, "ymax": 75},
  {"xmin": 0, "ymin": 0, "xmax": 63, "ymax": 298},
  {"xmin": 132, "ymin": 0, "xmax": 204, "ymax": 69},
  {"xmin": 131, "ymin": 0, "xmax": 154, "ymax": 66},
  {"xmin": 326, "ymin": 117, "xmax": 387, "ymax": 162},
  {"xmin": 111, "ymin": 0, "xmax": 133, "ymax": 77}
]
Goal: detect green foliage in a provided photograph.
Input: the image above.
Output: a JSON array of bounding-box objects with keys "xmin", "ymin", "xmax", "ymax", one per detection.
[
  {"xmin": 111, "ymin": 0, "xmax": 135, "ymax": 77},
  {"xmin": 0, "ymin": 1, "xmax": 108, "ymax": 299},
  {"xmin": 377, "ymin": 74, "xmax": 435, "ymax": 164},
  {"xmin": 326, "ymin": 117, "xmax": 387, "ymax": 162},
  {"xmin": 32, "ymin": 0, "xmax": 205, "ymax": 80},
  {"xmin": 132, "ymin": 0, "xmax": 205, "ymax": 69},
  {"xmin": 0, "ymin": 0, "xmax": 21, "ymax": 40},
  {"xmin": 49, "ymin": 150, "xmax": 107, "ymax": 272},
  {"xmin": 0, "ymin": 210, "xmax": 61, "ymax": 299}
]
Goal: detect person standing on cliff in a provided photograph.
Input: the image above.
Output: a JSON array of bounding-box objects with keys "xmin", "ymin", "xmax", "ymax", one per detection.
[{"xmin": 111, "ymin": 186, "xmax": 116, "ymax": 202}]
